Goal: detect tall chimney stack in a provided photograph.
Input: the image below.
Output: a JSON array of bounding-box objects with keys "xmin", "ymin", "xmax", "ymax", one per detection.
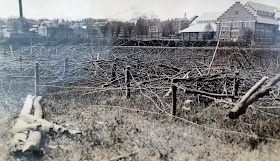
[{"xmin": 19, "ymin": 0, "xmax": 23, "ymax": 18}]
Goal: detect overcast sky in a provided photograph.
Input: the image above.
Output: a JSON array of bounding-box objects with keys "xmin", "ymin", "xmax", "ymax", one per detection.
[{"xmin": 1, "ymin": 0, "xmax": 280, "ymax": 21}]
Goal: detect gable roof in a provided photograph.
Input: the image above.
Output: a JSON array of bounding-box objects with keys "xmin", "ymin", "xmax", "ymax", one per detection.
[
  {"xmin": 179, "ymin": 23, "xmax": 216, "ymax": 33},
  {"xmin": 245, "ymin": 1, "xmax": 278, "ymax": 13},
  {"xmin": 195, "ymin": 12, "xmax": 222, "ymax": 22},
  {"xmin": 244, "ymin": 1, "xmax": 279, "ymax": 25},
  {"xmin": 256, "ymin": 15, "xmax": 279, "ymax": 25}
]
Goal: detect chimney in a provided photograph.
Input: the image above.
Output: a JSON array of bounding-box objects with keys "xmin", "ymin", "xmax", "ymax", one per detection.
[{"xmin": 19, "ymin": 0, "xmax": 23, "ymax": 18}]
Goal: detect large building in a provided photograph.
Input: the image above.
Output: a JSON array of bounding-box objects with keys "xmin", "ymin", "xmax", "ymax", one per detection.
[
  {"xmin": 217, "ymin": 1, "xmax": 279, "ymax": 45},
  {"xmin": 274, "ymin": 11, "xmax": 280, "ymax": 43},
  {"xmin": 180, "ymin": 12, "xmax": 221, "ymax": 41}
]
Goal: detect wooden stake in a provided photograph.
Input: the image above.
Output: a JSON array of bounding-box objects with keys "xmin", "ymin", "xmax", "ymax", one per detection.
[
  {"xmin": 112, "ymin": 64, "xmax": 116, "ymax": 81},
  {"xmin": 10, "ymin": 44, "xmax": 14, "ymax": 57},
  {"xmin": 172, "ymin": 85, "xmax": 177, "ymax": 116},
  {"xmin": 34, "ymin": 63, "xmax": 39, "ymax": 96},
  {"xmin": 64, "ymin": 57, "xmax": 69, "ymax": 78},
  {"xmin": 232, "ymin": 71, "xmax": 240, "ymax": 97},
  {"xmin": 125, "ymin": 66, "xmax": 131, "ymax": 99}
]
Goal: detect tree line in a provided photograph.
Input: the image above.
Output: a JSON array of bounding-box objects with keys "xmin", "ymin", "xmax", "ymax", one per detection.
[{"xmin": 0, "ymin": 16, "xmax": 190, "ymax": 39}]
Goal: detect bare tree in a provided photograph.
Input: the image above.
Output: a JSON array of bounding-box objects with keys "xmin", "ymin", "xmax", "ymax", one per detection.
[
  {"xmin": 135, "ymin": 16, "xmax": 148, "ymax": 38},
  {"xmin": 122, "ymin": 22, "xmax": 134, "ymax": 38},
  {"xmin": 100, "ymin": 22, "xmax": 111, "ymax": 37},
  {"xmin": 162, "ymin": 19, "xmax": 176, "ymax": 37}
]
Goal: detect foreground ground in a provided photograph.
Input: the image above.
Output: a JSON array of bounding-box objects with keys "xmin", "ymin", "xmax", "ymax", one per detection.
[
  {"xmin": 1, "ymin": 89, "xmax": 280, "ymax": 161},
  {"xmin": 0, "ymin": 45, "xmax": 280, "ymax": 160}
]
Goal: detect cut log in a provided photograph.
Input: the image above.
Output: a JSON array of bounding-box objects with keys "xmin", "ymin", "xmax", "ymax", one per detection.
[
  {"xmin": 11, "ymin": 95, "xmax": 81, "ymax": 153},
  {"xmin": 20, "ymin": 94, "xmax": 33, "ymax": 115},
  {"xmin": 33, "ymin": 96, "xmax": 43, "ymax": 118},
  {"xmin": 12, "ymin": 95, "xmax": 33, "ymax": 151},
  {"xmin": 19, "ymin": 114, "xmax": 82, "ymax": 135},
  {"xmin": 22, "ymin": 96, "xmax": 43, "ymax": 152},
  {"xmin": 12, "ymin": 119, "xmax": 29, "ymax": 149},
  {"xmin": 22, "ymin": 131, "xmax": 42, "ymax": 152},
  {"xmin": 228, "ymin": 74, "xmax": 280, "ymax": 119},
  {"xmin": 13, "ymin": 123, "xmax": 41, "ymax": 134}
]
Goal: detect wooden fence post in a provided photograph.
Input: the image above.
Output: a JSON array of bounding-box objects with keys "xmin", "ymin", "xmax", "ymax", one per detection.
[
  {"xmin": 125, "ymin": 66, "xmax": 131, "ymax": 99},
  {"xmin": 34, "ymin": 63, "xmax": 39, "ymax": 96},
  {"xmin": 277, "ymin": 54, "xmax": 279, "ymax": 69},
  {"xmin": 64, "ymin": 57, "xmax": 69, "ymax": 78},
  {"xmin": 30, "ymin": 46, "xmax": 33, "ymax": 55},
  {"xmin": 10, "ymin": 44, "xmax": 14, "ymax": 57},
  {"xmin": 19, "ymin": 56, "xmax": 23, "ymax": 71},
  {"xmin": 172, "ymin": 85, "xmax": 177, "ymax": 116},
  {"xmin": 232, "ymin": 71, "xmax": 240, "ymax": 97},
  {"xmin": 112, "ymin": 64, "xmax": 116, "ymax": 81}
]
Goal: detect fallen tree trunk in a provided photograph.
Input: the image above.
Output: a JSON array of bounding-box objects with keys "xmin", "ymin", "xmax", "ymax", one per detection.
[
  {"xmin": 180, "ymin": 87, "xmax": 237, "ymax": 99},
  {"xmin": 19, "ymin": 113, "xmax": 81, "ymax": 135},
  {"xmin": 22, "ymin": 96, "xmax": 43, "ymax": 152},
  {"xmin": 228, "ymin": 74, "xmax": 280, "ymax": 119},
  {"xmin": 13, "ymin": 124, "xmax": 41, "ymax": 134},
  {"xmin": 11, "ymin": 95, "xmax": 81, "ymax": 153},
  {"xmin": 12, "ymin": 95, "xmax": 33, "ymax": 151}
]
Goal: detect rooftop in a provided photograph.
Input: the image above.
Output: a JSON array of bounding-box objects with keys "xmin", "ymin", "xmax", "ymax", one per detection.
[
  {"xmin": 179, "ymin": 23, "xmax": 216, "ymax": 33},
  {"xmin": 256, "ymin": 15, "xmax": 279, "ymax": 25},
  {"xmin": 245, "ymin": 1, "xmax": 278, "ymax": 13},
  {"xmin": 193, "ymin": 12, "xmax": 222, "ymax": 24}
]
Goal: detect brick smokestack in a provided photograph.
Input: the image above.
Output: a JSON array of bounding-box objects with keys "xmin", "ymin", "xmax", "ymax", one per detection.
[{"xmin": 19, "ymin": 0, "xmax": 23, "ymax": 18}]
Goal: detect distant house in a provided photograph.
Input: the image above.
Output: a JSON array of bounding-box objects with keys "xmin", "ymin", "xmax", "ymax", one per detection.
[
  {"xmin": 1, "ymin": 25, "xmax": 39, "ymax": 38},
  {"xmin": 38, "ymin": 21, "xmax": 75, "ymax": 39},
  {"xmin": 217, "ymin": 1, "xmax": 279, "ymax": 45},
  {"xmin": 29, "ymin": 25, "xmax": 39, "ymax": 33},
  {"xmin": 38, "ymin": 21, "xmax": 57, "ymax": 37},
  {"xmin": 148, "ymin": 25, "xmax": 162, "ymax": 39},
  {"xmin": 0, "ymin": 25, "xmax": 8, "ymax": 37},
  {"xmin": 179, "ymin": 12, "xmax": 221, "ymax": 41}
]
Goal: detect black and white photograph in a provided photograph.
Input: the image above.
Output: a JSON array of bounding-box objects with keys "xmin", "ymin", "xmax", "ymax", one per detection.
[{"xmin": 0, "ymin": 0, "xmax": 280, "ymax": 160}]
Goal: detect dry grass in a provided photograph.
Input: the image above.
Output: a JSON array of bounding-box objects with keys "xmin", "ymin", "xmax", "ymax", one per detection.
[{"xmin": 2, "ymin": 86, "xmax": 279, "ymax": 160}]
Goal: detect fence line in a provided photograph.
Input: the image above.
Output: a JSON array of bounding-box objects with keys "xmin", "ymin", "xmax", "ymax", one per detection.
[{"xmin": 1, "ymin": 55, "xmax": 239, "ymax": 117}]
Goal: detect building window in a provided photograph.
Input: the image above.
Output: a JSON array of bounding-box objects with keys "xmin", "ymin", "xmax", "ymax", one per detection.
[
  {"xmin": 221, "ymin": 22, "xmax": 229, "ymax": 27},
  {"xmin": 233, "ymin": 22, "xmax": 240, "ymax": 27},
  {"xmin": 235, "ymin": 11, "xmax": 239, "ymax": 15},
  {"xmin": 244, "ymin": 21, "xmax": 253, "ymax": 26}
]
